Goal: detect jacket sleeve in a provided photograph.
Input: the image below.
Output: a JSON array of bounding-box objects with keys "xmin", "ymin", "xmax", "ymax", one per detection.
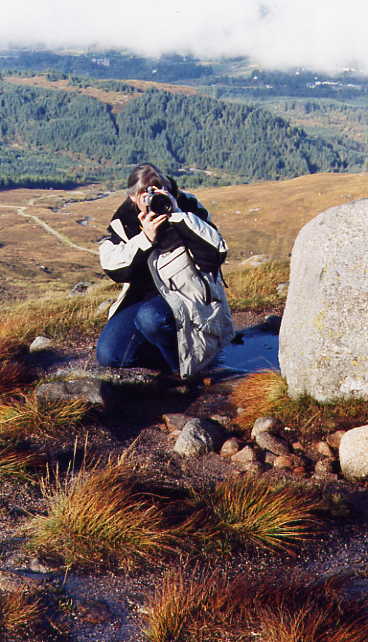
[
  {"xmin": 170, "ymin": 195, "xmax": 228, "ymax": 273},
  {"xmin": 99, "ymin": 221, "xmax": 153, "ymax": 283}
]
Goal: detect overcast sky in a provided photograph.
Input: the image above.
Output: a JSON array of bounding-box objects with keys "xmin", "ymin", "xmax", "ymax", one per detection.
[{"xmin": 0, "ymin": 0, "xmax": 366, "ymax": 72}]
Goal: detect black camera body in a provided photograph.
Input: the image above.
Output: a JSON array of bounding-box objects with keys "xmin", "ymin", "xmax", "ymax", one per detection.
[{"xmin": 144, "ymin": 187, "xmax": 173, "ymax": 215}]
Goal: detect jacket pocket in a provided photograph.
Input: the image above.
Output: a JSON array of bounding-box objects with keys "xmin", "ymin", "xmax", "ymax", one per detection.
[{"xmin": 157, "ymin": 246, "xmax": 208, "ymax": 304}]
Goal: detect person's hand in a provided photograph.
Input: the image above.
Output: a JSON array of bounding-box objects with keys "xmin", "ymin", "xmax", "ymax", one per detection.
[
  {"xmin": 138, "ymin": 209, "xmax": 169, "ymax": 243},
  {"xmin": 135, "ymin": 187, "xmax": 178, "ymax": 243}
]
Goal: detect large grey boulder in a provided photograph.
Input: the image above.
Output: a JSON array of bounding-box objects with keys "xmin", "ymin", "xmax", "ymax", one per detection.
[
  {"xmin": 279, "ymin": 199, "xmax": 368, "ymax": 402},
  {"xmin": 339, "ymin": 426, "xmax": 368, "ymax": 481}
]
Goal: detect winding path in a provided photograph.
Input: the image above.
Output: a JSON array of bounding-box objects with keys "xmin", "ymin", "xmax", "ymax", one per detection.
[{"xmin": 0, "ymin": 199, "xmax": 99, "ymax": 256}]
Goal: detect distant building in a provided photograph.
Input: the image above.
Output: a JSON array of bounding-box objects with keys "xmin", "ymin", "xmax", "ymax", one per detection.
[{"xmin": 91, "ymin": 57, "xmax": 110, "ymax": 67}]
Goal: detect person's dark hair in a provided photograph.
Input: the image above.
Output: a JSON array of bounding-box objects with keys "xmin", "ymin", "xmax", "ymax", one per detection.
[{"xmin": 127, "ymin": 163, "xmax": 172, "ymax": 196}]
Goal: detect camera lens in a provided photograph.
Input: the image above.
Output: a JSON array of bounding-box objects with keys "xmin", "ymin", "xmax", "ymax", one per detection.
[{"xmin": 149, "ymin": 193, "xmax": 173, "ymax": 215}]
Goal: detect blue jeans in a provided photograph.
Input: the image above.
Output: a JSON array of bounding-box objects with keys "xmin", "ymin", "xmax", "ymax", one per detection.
[{"xmin": 96, "ymin": 295, "xmax": 179, "ymax": 372}]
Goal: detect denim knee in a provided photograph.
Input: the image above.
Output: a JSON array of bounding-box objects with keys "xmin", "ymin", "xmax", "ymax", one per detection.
[
  {"xmin": 134, "ymin": 301, "xmax": 174, "ymax": 340},
  {"xmin": 96, "ymin": 336, "xmax": 117, "ymax": 367}
]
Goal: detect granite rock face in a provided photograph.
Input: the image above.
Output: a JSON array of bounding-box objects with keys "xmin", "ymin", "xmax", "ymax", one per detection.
[{"xmin": 279, "ymin": 199, "xmax": 368, "ymax": 402}]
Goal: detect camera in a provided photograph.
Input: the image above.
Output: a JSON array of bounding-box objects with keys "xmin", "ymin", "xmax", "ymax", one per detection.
[{"xmin": 144, "ymin": 186, "xmax": 173, "ymax": 215}]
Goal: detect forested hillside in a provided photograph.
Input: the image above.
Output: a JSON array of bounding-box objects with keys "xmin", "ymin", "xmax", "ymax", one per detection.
[
  {"xmin": 0, "ymin": 81, "xmax": 364, "ymax": 189},
  {"xmin": 114, "ymin": 91, "xmax": 356, "ymax": 179}
]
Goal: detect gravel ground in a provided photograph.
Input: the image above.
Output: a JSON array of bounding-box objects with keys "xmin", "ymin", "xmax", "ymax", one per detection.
[{"xmin": 2, "ymin": 307, "xmax": 368, "ymax": 640}]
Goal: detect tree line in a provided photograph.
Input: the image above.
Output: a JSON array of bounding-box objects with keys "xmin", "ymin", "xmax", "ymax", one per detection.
[{"xmin": 0, "ymin": 82, "xmax": 364, "ymax": 189}]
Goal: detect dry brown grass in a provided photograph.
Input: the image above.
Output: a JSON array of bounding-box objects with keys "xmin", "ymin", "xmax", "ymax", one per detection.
[
  {"xmin": 0, "ymin": 286, "xmax": 114, "ymax": 345},
  {"xmin": 0, "ymin": 590, "xmax": 42, "ymax": 637},
  {"xmin": 231, "ymin": 369, "xmax": 368, "ymax": 438},
  {"xmin": 0, "ymin": 360, "xmax": 31, "ymax": 398},
  {"xmin": 0, "ymin": 446, "xmax": 41, "ymax": 480},
  {"xmin": 256, "ymin": 577, "xmax": 368, "ymax": 642},
  {"xmin": 0, "ymin": 393, "xmax": 89, "ymax": 440},
  {"xmin": 199, "ymin": 172, "xmax": 368, "ymax": 264},
  {"xmin": 27, "ymin": 458, "xmax": 176, "ymax": 571},
  {"xmin": 198, "ymin": 476, "xmax": 318, "ymax": 553},
  {"xmin": 144, "ymin": 569, "xmax": 368, "ymax": 642},
  {"xmin": 226, "ymin": 261, "xmax": 289, "ymax": 310}
]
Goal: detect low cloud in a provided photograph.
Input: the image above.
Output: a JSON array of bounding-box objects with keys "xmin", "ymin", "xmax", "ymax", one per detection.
[{"xmin": 1, "ymin": 0, "xmax": 367, "ymax": 72}]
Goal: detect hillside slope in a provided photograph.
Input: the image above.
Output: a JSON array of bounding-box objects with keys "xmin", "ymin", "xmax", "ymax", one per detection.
[
  {"xmin": 0, "ymin": 81, "xmax": 362, "ymax": 189},
  {"xmin": 1, "ymin": 172, "xmax": 368, "ymax": 301}
]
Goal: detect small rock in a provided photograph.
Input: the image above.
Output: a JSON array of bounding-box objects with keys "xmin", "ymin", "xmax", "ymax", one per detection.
[
  {"xmin": 76, "ymin": 216, "xmax": 92, "ymax": 226},
  {"xmin": 29, "ymin": 335, "xmax": 53, "ymax": 352},
  {"xmin": 274, "ymin": 455, "xmax": 296, "ymax": 469},
  {"xmin": 340, "ymin": 426, "xmax": 368, "ymax": 481},
  {"xmin": 174, "ymin": 418, "xmax": 223, "ymax": 457},
  {"xmin": 96, "ymin": 300, "xmax": 114, "ymax": 316},
  {"xmin": 255, "ymin": 432, "xmax": 289, "ymax": 456},
  {"xmin": 293, "ymin": 466, "xmax": 307, "ymax": 478},
  {"xmin": 314, "ymin": 459, "xmax": 334, "ymax": 476},
  {"xmin": 277, "ymin": 282, "xmax": 289, "ymax": 296},
  {"xmin": 327, "ymin": 430, "xmax": 346, "ymax": 450},
  {"xmin": 251, "ymin": 416, "xmax": 282, "ymax": 439},
  {"xmin": 292, "ymin": 441, "xmax": 304, "ymax": 451},
  {"xmin": 210, "ymin": 414, "xmax": 232, "ymax": 428},
  {"xmin": 231, "ymin": 445, "xmax": 257, "ymax": 469},
  {"xmin": 241, "ymin": 254, "xmax": 271, "ymax": 267},
  {"xmin": 162, "ymin": 413, "xmax": 191, "ymax": 433},
  {"xmin": 36, "ymin": 379, "xmax": 102, "ymax": 404},
  {"xmin": 28, "ymin": 557, "xmax": 56, "ymax": 574},
  {"xmin": 316, "ymin": 441, "xmax": 334, "ymax": 458},
  {"xmin": 264, "ymin": 452, "xmax": 277, "ymax": 465},
  {"xmin": 70, "ymin": 281, "xmax": 91, "ymax": 296},
  {"xmin": 220, "ymin": 437, "xmax": 241, "ymax": 458}
]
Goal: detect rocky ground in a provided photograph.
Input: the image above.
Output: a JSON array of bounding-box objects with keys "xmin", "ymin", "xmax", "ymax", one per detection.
[{"xmin": 1, "ymin": 308, "xmax": 368, "ymax": 641}]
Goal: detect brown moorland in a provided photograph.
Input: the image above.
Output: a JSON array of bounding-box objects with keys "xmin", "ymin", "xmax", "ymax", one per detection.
[
  {"xmin": 5, "ymin": 74, "xmax": 198, "ymax": 113},
  {"xmin": 1, "ymin": 172, "xmax": 368, "ymax": 301}
]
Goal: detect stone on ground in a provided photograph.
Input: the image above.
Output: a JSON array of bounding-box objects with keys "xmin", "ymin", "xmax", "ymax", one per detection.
[
  {"xmin": 220, "ymin": 437, "xmax": 241, "ymax": 457},
  {"xmin": 339, "ymin": 425, "xmax": 368, "ymax": 481},
  {"xmin": 279, "ymin": 199, "xmax": 368, "ymax": 401},
  {"xmin": 29, "ymin": 335, "xmax": 53, "ymax": 352},
  {"xmin": 173, "ymin": 418, "xmax": 224, "ymax": 457},
  {"xmin": 251, "ymin": 416, "xmax": 282, "ymax": 438},
  {"xmin": 253, "ymin": 431, "xmax": 289, "ymax": 455},
  {"xmin": 231, "ymin": 445, "xmax": 257, "ymax": 469}
]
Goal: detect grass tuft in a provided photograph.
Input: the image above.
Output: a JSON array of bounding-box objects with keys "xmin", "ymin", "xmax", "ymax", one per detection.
[
  {"xmin": 144, "ymin": 567, "xmax": 233, "ymax": 642},
  {"xmin": 200, "ymin": 476, "xmax": 318, "ymax": 553},
  {"xmin": 0, "ymin": 446, "xmax": 41, "ymax": 481},
  {"xmin": 0, "ymin": 393, "xmax": 89, "ymax": 440},
  {"xmin": 0, "ymin": 336, "xmax": 27, "ymax": 361},
  {"xmin": 231, "ymin": 369, "xmax": 368, "ymax": 438},
  {"xmin": 0, "ymin": 590, "xmax": 42, "ymax": 635},
  {"xmin": 144, "ymin": 569, "xmax": 368, "ymax": 642},
  {"xmin": 0, "ymin": 281, "xmax": 118, "ymax": 346},
  {"xmin": 256, "ymin": 576, "xmax": 368, "ymax": 642},
  {"xmin": 0, "ymin": 360, "xmax": 32, "ymax": 398},
  {"xmin": 27, "ymin": 458, "xmax": 175, "ymax": 571}
]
